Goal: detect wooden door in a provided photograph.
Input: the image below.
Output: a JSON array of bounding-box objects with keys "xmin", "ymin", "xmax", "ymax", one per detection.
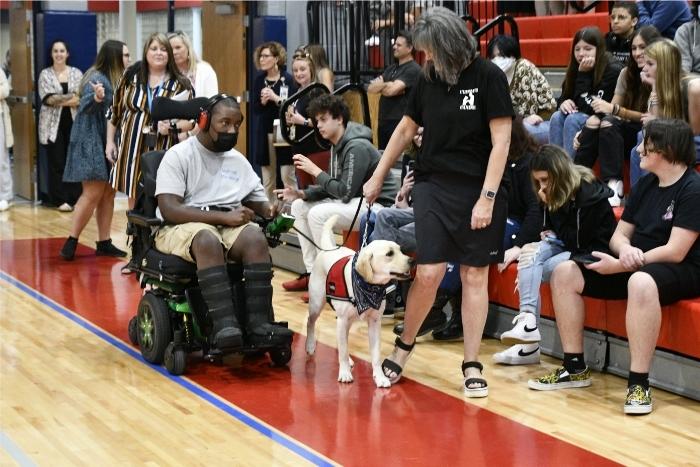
[
  {"xmin": 8, "ymin": 1, "xmax": 37, "ymax": 200},
  {"xmin": 201, "ymin": 1, "xmax": 248, "ymax": 155}
]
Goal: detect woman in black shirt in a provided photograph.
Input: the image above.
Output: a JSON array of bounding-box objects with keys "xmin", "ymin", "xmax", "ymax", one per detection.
[{"xmin": 364, "ymin": 7, "xmax": 514, "ymax": 397}]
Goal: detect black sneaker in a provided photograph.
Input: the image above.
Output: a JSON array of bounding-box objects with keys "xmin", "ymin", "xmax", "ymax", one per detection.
[
  {"xmin": 95, "ymin": 239, "xmax": 128, "ymax": 257},
  {"xmin": 60, "ymin": 237, "xmax": 78, "ymax": 261}
]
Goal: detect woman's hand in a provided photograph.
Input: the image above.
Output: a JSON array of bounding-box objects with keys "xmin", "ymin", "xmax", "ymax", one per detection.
[
  {"xmin": 618, "ymin": 244, "xmax": 645, "ymax": 270},
  {"xmin": 274, "ymin": 185, "xmax": 304, "ymax": 202},
  {"xmin": 578, "ymin": 56, "xmax": 595, "ymax": 72},
  {"xmin": 363, "ymin": 175, "xmax": 385, "ymax": 205},
  {"xmin": 105, "ymin": 141, "xmax": 117, "ymax": 165},
  {"xmin": 63, "ymin": 94, "xmax": 80, "ymax": 107},
  {"xmin": 471, "ymin": 197, "xmax": 493, "ymax": 230},
  {"xmin": 560, "ymin": 99, "xmax": 577, "ymax": 115},
  {"xmin": 591, "ymin": 97, "xmax": 612, "ymax": 115},
  {"xmin": 260, "ymin": 87, "xmax": 279, "ymax": 106},
  {"xmin": 292, "ymin": 154, "xmax": 321, "ymax": 177},
  {"xmin": 285, "ymin": 109, "xmax": 305, "ymax": 126},
  {"xmin": 91, "ymin": 82, "xmax": 105, "ymax": 102},
  {"xmin": 523, "ymin": 114, "xmax": 543, "ymax": 126},
  {"xmin": 413, "ymin": 126, "xmax": 424, "ymax": 148},
  {"xmin": 157, "ymin": 120, "xmax": 170, "ymax": 136},
  {"xmin": 498, "ymin": 245, "xmax": 521, "ymax": 273},
  {"xmin": 394, "ymin": 173, "xmax": 414, "ymax": 208},
  {"xmin": 572, "ymin": 130, "xmax": 582, "ymax": 151}
]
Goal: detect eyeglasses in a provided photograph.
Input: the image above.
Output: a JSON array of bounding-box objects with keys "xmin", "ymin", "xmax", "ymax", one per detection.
[
  {"xmin": 259, "ymin": 54, "xmax": 274, "ymax": 59},
  {"xmin": 293, "ymin": 52, "xmax": 313, "ymax": 61}
]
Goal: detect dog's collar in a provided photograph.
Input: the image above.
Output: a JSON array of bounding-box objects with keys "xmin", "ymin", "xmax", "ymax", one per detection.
[{"xmin": 351, "ymin": 254, "xmax": 390, "ymax": 314}]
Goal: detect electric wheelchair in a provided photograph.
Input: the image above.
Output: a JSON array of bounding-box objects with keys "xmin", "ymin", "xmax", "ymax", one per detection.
[{"xmin": 125, "ymin": 97, "xmax": 294, "ymax": 375}]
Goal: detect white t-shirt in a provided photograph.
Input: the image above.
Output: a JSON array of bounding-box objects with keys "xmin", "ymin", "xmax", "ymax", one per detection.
[{"xmin": 156, "ymin": 136, "xmax": 268, "ymax": 213}]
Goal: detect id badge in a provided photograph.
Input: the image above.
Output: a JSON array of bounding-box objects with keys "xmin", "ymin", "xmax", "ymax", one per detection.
[{"xmin": 279, "ymin": 85, "xmax": 288, "ymax": 100}]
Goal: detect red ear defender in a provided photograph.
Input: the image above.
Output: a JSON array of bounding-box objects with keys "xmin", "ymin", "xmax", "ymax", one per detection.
[{"xmin": 197, "ymin": 109, "xmax": 209, "ymax": 130}]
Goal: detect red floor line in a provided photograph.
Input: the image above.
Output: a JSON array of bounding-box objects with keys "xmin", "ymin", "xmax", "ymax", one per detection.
[{"xmin": 1, "ymin": 238, "xmax": 620, "ymax": 466}]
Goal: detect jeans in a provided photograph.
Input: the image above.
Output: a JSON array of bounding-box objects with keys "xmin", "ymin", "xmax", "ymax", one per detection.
[
  {"xmin": 367, "ymin": 207, "xmax": 416, "ymax": 253},
  {"xmin": 524, "ymin": 121, "xmax": 550, "ymax": 145},
  {"xmin": 517, "ymin": 240, "xmax": 571, "ymax": 317},
  {"xmin": 549, "ymin": 110, "xmax": 589, "ymax": 157}
]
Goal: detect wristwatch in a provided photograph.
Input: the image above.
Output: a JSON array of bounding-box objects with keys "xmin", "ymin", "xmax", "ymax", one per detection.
[{"xmin": 482, "ymin": 189, "xmax": 497, "ymax": 200}]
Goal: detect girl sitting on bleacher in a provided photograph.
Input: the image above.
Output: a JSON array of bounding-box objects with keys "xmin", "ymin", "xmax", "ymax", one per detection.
[
  {"xmin": 573, "ymin": 25, "xmax": 661, "ymax": 207},
  {"xmin": 494, "ymin": 144, "xmax": 616, "ymax": 366},
  {"xmin": 629, "ymin": 38, "xmax": 700, "ymax": 185},
  {"xmin": 549, "ymin": 27, "xmax": 623, "ymax": 158}
]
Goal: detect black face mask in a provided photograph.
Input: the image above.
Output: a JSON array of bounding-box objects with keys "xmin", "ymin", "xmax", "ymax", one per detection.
[{"xmin": 211, "ymin": 131, "xmax": 238, "ymax": 152}]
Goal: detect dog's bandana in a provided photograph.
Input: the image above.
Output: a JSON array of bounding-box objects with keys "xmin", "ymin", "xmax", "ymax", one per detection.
[{"xmin": 325, "ymin": 253, "xmax": 390, "ymax": 314}]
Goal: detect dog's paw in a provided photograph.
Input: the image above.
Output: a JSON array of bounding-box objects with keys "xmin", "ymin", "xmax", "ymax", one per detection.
[
  {"xmin": 373, "ymin": 372, "xmax": 392, "ymax": 388},
  {"xmin": 305, "ymin": 336, "xmax": 316, "ymax": 356},
  {"xmin": 338, "ymin": 368, "xmax": 354, "ymax": 383}
]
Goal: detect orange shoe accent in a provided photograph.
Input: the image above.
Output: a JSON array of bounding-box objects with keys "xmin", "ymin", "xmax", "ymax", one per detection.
[{"xmin": 301, "ymin": 292, "xmax": 309, "ymax": 303}]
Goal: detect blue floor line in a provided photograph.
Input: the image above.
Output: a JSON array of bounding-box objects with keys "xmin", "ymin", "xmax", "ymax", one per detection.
[
  {"xmin": 0, "ymin": 431, "xmax": 36, "ymax": 467},
  {"xmin": 0, "ymin": 271, "xmax": 333, "ymax": 467}
]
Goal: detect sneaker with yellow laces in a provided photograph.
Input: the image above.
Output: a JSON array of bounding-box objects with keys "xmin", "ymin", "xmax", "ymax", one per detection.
[
  {"xmin": 528, "ymin": 366, "xmax": 592, "ymax": 390},
  {"xmin": 624, "ymin": 385, "xmax": 653, "ymax": 415}
]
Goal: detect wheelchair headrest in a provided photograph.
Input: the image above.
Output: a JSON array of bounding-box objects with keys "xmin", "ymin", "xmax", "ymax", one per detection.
[
  {"xmin": 141, "ymin": 151, "xmax": 167, "ymax": 198},
  {"xmin": 151, "ymin": 96, "xmax": 210, "ymax": 121}
]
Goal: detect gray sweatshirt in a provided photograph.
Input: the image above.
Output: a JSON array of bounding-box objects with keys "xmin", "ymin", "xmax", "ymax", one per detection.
[
  {"xmin": 304, "ymin": 121, "xmax": 398, "ymax": 206},
  {"xmin": 675, "ymin": 19, "xmax": 700, "ymax": 73}
]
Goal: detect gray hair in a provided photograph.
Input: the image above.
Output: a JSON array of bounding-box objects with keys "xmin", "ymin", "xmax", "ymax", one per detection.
[{"xmin": 412, "ymin": 7, "xmax": 477, "ymax": 86}]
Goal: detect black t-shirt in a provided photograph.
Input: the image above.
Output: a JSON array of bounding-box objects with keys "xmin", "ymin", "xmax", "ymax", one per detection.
[
  {"xmin": 379, "ymin": 60, "xmax": 422, "ymax": 122},
  {"xmin": 404, "ymin": 57, "xmax": 514, "ymax": 179},
  {"xmin": 622, "ymin": 169, "xmax": 700, "ymax": 266}
]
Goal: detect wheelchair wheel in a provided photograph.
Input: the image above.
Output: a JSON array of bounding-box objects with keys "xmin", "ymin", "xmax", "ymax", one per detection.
[
  {"xmin": 164, "ymin": 342, "xmax": 187, "ymax": 376},
  {"xmin": 127, "ymin": 316, "xmax": 139, "ymax": 345},
  {"xmin": 137, "ymin": 293, "xmax": 172, "ymax": 364},
  {"xmin": 269, "ymin": 345, "xmax": 292, "ymax": 367}
]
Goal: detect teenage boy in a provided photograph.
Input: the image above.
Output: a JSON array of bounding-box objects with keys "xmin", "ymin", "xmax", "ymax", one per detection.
[
  {"xmin": 606, "ymin": 2, "xmax": 639, "ymax": 64},
  {"xmin": 275, "ymin": 94, "xmax": 399, "ymax": 297}
]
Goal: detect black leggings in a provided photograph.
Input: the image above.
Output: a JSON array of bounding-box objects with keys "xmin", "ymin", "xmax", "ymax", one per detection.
[{"xmin": 575, "ymin": 116, "xmax": 641, "ymax": 182}]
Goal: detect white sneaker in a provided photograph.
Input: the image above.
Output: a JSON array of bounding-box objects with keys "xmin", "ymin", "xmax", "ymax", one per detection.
[
  {"xmin": 0, "ymin": 200, "xmax": 9, "ymax": 212},
  {"xmin": 607, "ymin": 179, "xmax": 623, "ymax": 207},
  {"xmin": 493, "ymin": 343, "xmax": 541, "ymax": 365},
  {"xmin": 500, "ymin": 312, "xmax": 541, "ymax": 345}
]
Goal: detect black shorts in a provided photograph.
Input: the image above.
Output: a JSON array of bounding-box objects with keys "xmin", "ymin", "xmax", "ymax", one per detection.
[
  {"xmin": 412, "ymin": 173, "xmax": 507, "ymax": 266},
  {"xmin": 579, "ymin": 261, "xmax": 700, "ymax": 306}
]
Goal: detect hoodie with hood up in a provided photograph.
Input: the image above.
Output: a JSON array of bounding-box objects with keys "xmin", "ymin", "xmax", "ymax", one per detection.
[
  {"xmin": 544, "ymin": 179, "xmax": 617, "ymax": 255},
  {"xmin": 303, "ymin": 122, "xmax": 398, "ymax": 206}
]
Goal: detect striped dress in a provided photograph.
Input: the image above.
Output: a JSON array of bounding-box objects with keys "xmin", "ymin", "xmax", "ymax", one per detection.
[{"xmin": 108, "ymin": 72, "xmax": 192, "ymax": 198}]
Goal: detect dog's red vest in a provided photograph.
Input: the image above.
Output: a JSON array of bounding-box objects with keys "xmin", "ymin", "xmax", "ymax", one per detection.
[{"xmin": 325, "ymin": 255, "xmax": 353, "ymax": 304}]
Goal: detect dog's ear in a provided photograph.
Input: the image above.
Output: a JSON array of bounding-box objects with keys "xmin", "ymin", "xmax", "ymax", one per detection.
[{"xmin": 355, "ymin": 250, "xmax": 374, "ymax": 282}]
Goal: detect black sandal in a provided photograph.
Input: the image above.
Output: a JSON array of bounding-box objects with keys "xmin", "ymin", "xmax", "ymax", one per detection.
[
  {"xmin": 382, "ymin": 337, "xmax": 415, "ymax": 384},
  {"xmin": 462, "ymin": 361, "xmax": 488, "ymax": 398}
]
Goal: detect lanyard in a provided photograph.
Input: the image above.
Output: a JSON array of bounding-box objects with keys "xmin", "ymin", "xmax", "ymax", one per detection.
[{"xmin": 147, "ymin": 82, "xmax": 163, "ymax": 112}]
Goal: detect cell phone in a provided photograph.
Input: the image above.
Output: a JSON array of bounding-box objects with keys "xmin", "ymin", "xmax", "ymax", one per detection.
[{"xmin": 571, "ymin": 253, "xmax": 601, "ymax": 265}]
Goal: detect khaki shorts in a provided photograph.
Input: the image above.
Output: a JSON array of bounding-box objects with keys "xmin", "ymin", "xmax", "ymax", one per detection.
[{"xmin": 154, "ymin": 222, "xmax": 259, "ymax": 263}]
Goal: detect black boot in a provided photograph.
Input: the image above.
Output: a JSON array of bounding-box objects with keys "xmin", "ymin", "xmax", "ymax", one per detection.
[
  {"xmin": 60, "ymin": 236, "xmax": 78, "ymax": 261},
  {"xmin": 197, "ymin": 265, "xmax": 243, "ymax": 350},
  {"xmin": 392, "ymin": 288, "xmax": 450, "ymax": 337},
  {"xmin": 95, "ymin": 239, "xmax": 128, "ymax": 257},
  {"xmin": 432, "ymin": 294, "xmax": 463, "ymax": 341},
  {"xmin": 244, "ymin": 263, "xmax": 293, "ymax": 346}
]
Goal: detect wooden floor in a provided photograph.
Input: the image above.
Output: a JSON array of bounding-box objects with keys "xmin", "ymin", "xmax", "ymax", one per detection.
[{"xmin": 1, "ymin": 199, "xmax": 699, "ymax": 466}]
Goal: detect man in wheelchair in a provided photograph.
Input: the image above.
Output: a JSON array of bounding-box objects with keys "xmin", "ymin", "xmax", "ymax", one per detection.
[{"xmin": 154, "ymin": 94, "xmax": 292, "ymax": 351}]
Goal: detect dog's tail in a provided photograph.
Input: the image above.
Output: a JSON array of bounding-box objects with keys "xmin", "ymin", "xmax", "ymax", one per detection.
[{"xmin": 321, "ymin": 214, "xmax": 339, "ymax": 250}]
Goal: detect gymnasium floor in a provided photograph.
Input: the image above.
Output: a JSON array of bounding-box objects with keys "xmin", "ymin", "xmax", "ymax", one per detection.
[{"xmin": 1, "ymin": 200, "xmax": 699, "ymax": 466}]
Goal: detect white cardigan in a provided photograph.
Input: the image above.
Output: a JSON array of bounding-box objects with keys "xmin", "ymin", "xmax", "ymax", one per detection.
[{"xmin": 192, "ymin": 61, "xmax": 219, "ymax": 98}]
